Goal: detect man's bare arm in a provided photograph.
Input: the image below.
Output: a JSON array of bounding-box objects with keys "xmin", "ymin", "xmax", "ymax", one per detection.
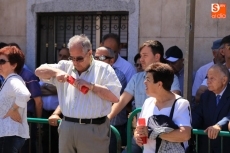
[
  {"xmin": 35, "ymin": 64, "xmax": 63, "ymax": 79},
  {"xmin": 107, "ymin": 91, "xmax": 133, "ymax": 119},
  {"xmin": 34, "ymin": 96, "xmax": 43, "ymax": 118}
]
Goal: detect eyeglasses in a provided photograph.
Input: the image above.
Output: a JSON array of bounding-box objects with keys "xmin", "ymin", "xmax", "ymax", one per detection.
[
  {"xmin": 68, "ymin": 53, "xmax": 88, "ymax": 62},
  {"xmin": 134, "ymin": 63, "xmax": 142, "ymax": 68},
  {"xmin": 0, "ymin": 59, "xmax": 9, "ymax": 65},
  {"xmin": 94, "ymin": 55, "xmax": 112, "ymax": 61}
]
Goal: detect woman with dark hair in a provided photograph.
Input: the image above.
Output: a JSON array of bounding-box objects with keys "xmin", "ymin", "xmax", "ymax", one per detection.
[
  {"xmin": 134, "ymin": 62, "xmax": 191, "ymax": 153},
  {"xmin": 0, "ymin": 46, "xmax": 31, "ymax": 153}
]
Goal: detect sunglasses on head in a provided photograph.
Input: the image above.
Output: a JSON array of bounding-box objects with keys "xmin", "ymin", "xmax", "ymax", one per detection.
[
  {"xmin": 0, "ymin": 59, "xmax": 9, "ymax": 65},
  {"xmin": 94, "ymin": 55, "xmax": 112, "ymax": 61}
]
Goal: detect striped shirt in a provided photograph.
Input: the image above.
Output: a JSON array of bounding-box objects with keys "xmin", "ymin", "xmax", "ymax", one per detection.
[{"xmin": 42, "ymin": 59, "xmax": 121, "ymax": 118}]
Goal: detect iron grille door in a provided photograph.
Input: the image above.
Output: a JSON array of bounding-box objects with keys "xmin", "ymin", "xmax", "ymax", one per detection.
[{"xmin": 37, "ymin": 12, "xmax": 129, "ymax": 66}]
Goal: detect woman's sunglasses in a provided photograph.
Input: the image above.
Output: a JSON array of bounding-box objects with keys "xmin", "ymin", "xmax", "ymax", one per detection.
[{"xmin": 0, "ymin": 59, "xmax": 9, "ymax": 65}]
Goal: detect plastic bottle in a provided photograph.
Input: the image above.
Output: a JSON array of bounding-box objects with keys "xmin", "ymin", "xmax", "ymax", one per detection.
[
  {"xmin": 67, "ymin": 76, "xmax": 89, "ymax": 94},
  {"xmin": 138, "ymin": 118, "xmax": 147, "ymax": 144}
]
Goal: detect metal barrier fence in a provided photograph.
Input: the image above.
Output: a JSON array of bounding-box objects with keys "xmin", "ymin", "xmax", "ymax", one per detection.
[
  {"xmin": 27, "ymin": 118, "xmax": 121, "ymax": 153},
  {"xmin": 127, "ymin": 108, "xmax": 230, "ymax": 153}
]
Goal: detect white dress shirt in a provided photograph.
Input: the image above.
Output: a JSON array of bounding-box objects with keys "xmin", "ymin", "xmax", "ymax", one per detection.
[{"xmin": 42, "ymin": 59, "xmax": 122, "ymax": 118}]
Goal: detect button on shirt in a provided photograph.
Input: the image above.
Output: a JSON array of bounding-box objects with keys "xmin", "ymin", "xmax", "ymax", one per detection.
[{"xmin": 42, "ymin": 59, "xmax": 122, "ymax": 118}]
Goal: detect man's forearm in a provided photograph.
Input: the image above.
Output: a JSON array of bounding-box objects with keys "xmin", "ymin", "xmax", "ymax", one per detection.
[
  {"xmin": 92, "ymin": 84, "xmax": 119, "ymax": 103},
  {"xmin": 35, "ymin": 64, "xmax": 60, "ymax": 79},
  {"xmin": 34, "ymin": 97, "xmax": 43, "ymax": 118},
  {"xmin": 107, "ymin": 91, "xmax": 133, "ymax": 119},
  {"xmin": 52, "ymin": 105, "xmax": 62, "ymax": 115}
]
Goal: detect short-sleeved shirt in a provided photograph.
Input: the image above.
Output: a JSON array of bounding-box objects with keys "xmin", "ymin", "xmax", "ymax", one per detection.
[
  {"xmin": 40, "ymin": 81, "xmax": 59, "ymax": 111},
  {"xmin": 192, "ymin": 61, "xmax": 214, "ymax": 96},
  {"xmin": 125, "ymin": 72, "xmax": 181, "ymax": 109},
  {"xmin": 19, "ymin": 65, "xmax": 42, "ymax": 113},
  {"xmin": 42, "ymin": 59, "xmax": 121, "ymax": 118},
  {"xmin": 0, "ymin": 74, "xmax": 31, "ymax": 138},
  {"xmin": 113, "ymin": 54, "xmax": 136, "ymax": 82},
  {"xmin": 140, "ymin": 97, "xmax": 191, "ymax": 153}
]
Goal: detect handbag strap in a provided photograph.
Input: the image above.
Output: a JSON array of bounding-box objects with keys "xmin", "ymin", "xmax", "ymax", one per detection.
[{"xmin": 169, "ymin": 97, "xmax": 182, "ymax": 119}]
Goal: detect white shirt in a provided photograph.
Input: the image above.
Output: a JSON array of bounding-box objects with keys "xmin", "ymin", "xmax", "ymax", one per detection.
[
  {"xmin": 139, "ymin": 97, "xmax": 191, "ymax": 153},
  {"xmin": 113, "ymin": 54, "xmax": 136, "ymax": 82},
  {"xmin": 192, "ymin": 61, "xmax": 214, "ymax": 96},
  {"xmin": 43, "ymin": 59, "xmax": 122, "ymax": 118},
  {"xmin": 0, "ymin": 74, "xmax": 31, "ymax": 138}
]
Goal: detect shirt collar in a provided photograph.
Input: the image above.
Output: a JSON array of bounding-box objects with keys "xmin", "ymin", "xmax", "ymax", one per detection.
[
  {"xmin": 216, "ymin": 86, "xmax": 227, "ymax": 97},
  {"xmin": 113, "ymin": 54, "xmax": 121, "ymax": 68}
]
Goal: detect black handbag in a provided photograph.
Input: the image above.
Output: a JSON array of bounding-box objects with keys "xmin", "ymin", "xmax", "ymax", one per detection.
[{"xmin": 185, "ymin": 134, "xmax": 197, "ymax": 153}]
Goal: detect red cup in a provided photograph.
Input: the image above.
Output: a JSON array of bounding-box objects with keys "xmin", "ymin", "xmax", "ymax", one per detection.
[
  {"xmin": 67, "ymin": 76, "xmax": 89, "ymax": 94},
  {"xmin": 138, "ymin": 118, "xmax": 147, "ymax": 144}
]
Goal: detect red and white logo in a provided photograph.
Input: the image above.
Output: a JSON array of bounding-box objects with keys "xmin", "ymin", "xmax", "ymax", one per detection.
[{"xmin": 211, "ymin": 3, "xmax": 226, "ymax": 18}]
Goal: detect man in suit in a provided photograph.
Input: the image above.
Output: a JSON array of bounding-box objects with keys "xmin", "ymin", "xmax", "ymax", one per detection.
[{"xmin": 192, "ymin": 64, "xmax": 230, "ymax": 153}]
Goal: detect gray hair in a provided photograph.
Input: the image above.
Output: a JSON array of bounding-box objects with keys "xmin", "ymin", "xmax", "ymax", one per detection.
[
  {"xmin": 210, "ymin": 64, "xmax": 230, "ymax": 81},
  {"xmin": 96, "ymin": 46, "xmax": 115, "ymax": 58},
  {"xmin": 67, "ymin": 34, "xmax": 92, "ymax": 53}
]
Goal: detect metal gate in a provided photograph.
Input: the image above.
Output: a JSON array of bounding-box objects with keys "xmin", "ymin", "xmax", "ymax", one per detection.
[{"xmin": 37, "ymin": 12, "xmax": 129, "ymax": 66}]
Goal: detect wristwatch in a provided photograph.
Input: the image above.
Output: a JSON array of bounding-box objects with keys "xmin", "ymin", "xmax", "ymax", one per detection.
[{"xmin": 90, "ymin": 82, "xmax": 95, "ymax": 90}]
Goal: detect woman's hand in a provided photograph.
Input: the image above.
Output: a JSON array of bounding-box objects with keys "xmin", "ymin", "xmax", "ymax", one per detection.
[
  {"xmin": 3, "ymin": 109, "xmax": 22, "ymax": 123},
  {"xmin": 134, "ymin": 126, "xmax": 148, "ymax": 147}
]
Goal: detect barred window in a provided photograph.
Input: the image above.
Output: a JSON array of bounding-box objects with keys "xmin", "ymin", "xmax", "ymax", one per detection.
[{"xmin": 37, "ymin": 12, "xmax": 129, "ymax": 66}]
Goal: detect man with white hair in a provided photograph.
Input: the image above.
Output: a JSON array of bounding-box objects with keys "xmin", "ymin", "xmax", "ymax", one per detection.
[{"xmin": 35, "ymin": 34, "xmax": 121, "ymax": 153}]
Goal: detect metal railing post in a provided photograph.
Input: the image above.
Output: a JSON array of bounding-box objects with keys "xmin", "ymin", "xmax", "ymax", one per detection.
[
  {"xmin": 27, "ymin": 118, "xmax": 121, "ymax": 153},
  {"xmin": 126, "ymin": 108, "xmax": 142, "ymax": 153}
]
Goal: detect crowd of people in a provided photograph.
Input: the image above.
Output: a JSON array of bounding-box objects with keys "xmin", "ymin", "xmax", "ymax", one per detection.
[{"xmin": 0, "ymin": 33, "xmax": 230, "ymax": 153}]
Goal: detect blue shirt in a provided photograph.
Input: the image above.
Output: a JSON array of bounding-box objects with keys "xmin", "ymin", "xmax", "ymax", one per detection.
[
  {"xmin": 111, "ymin": 68, "xmax": 127, "ymax": 126},
  {"xmin": 0, "ymin": 75, "xmax": 4, "ymax": 87},
  {"xmin": 177, "ymin": 68, "xmax": 184, "ymax": 96},
  {"xmin": 125, "ymin": 72, "xmax": 181, "ymax": 109},
  {"xmin": 19, "ymin": 65, "xmax": 42, "ymax": 113}
]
